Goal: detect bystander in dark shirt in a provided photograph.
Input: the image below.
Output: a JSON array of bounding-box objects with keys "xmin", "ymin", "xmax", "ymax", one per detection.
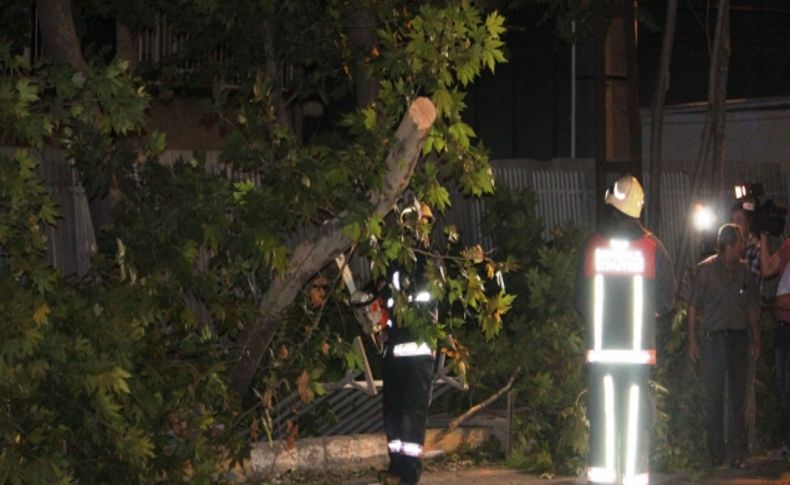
[{"xmin": 690, "ymin": 254, "xmax": 759, "ymax": 331}]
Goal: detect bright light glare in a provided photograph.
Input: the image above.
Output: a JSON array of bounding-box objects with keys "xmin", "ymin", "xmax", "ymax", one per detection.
[{"xmin": 692, "ymin": 205, "xmax": 716, "ymax": 231}]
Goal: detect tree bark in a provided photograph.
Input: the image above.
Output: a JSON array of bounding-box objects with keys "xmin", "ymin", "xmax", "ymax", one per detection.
[
  {"xmin": 345, "ymin": 4, "xmax": 379, "ymax": 107},
  {"xmin": 674, "ymin": 0, "xmax": 730, "ymax": 279},
  {"xmin": 115, "ymin": 21, "xmax": 139, "ymax": 71},
  {"xmin": 710, "ymin": 2, "xmax": 730, "ymax": 198},
  {"xmin": 36, "ymin": 0, "xmax": 87, "ymax": 72},
  {"xmin": 262, "ymin": 17, "xmax": 291, "ymax": 131},
  {"xmin": 647, "ymin": 0, "xmax": 678, "ymax": 232},
  {"xmin": 229, "ymin": 97, "xmax": 437, "ymax": 397}
]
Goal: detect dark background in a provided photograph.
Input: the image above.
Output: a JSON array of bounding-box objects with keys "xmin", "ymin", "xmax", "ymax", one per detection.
[{"xmin": 466, "ymin": 1, "xmax": 790, "ymax": 161}]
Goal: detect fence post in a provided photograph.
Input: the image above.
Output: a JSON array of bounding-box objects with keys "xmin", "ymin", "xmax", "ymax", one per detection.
[{"xmin": 506, "ymin": 389, "xmax": 514, "ymax": 455}]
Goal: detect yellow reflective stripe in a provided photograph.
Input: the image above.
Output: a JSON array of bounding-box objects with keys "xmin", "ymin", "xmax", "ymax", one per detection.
[
  {"xmin": 400, "ymin": 442, "xmax": 424, "ymax": 457},
  {"xmin": 632, "ymin": 275, "xmax": 643, "ymax": 351},
  {"xmin": 603, "ymin": 375, "xmax": 615, "ymax": 474},
  {"xmin": 594, "ymin": 274, "xmax": 604, "ymax": 351},
  {"xmin": 625, "ymin": 385, "xmax": 640, "ymax": 480},
  {"xmin": 586, "ymin": 349, "xmax": 656, "ymax": 365},
  {"xmin": 392, "ymin": 342, "xmax": 433, "ymax": 357},
  {"xmin": 594, "ymin": 239, "xmax": 646, "ymax": 275},
  {"xmin": 588, "ymin": 466, "xmax": 616, "ymax": 483}
]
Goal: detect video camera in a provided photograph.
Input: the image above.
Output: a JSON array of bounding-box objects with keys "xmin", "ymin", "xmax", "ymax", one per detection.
[{"xmin": 734, "ymin": 183, "xmax": 788, "ymax": 237}]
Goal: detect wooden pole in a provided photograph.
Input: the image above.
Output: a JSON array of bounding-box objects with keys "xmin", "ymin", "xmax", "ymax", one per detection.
[
  {"xmin": 647, "ymin": 0, "xmax": 679, "ymax": 232},
  {"xmin": 673, "ymin": 0, "xmax": 731, "ymax": 279}
]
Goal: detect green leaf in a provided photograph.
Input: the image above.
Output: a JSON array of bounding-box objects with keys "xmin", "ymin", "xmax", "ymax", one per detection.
[
  {"xmin": 32, "ymin": 304, "xmax": 50, "ymax": 325},
  {"xmin": 148, "ymin": 131, "xmax": 166, "ymax": 154},
  {"xmin": 16, "ymin": 79, "xmax": 38, "ymax": 104},
  {"xmin": 342, "ymin": 221, "xmax": 362, "ymax": 241},
  {"xmin": 485, "ymin": 11, "xmax": 506, "ymax": 38},
  {"xmin": 362, "ymin": 106, "xmax": 377, "ymax": 130},
  {"xmin": 233, "ymin": 180, "xmax": 256, "ymax": 204},
  {"xmin": 181, "ymin": 240, "xmax": 198, "ymax": 265},
  {"xmin": 433, "ymin": 88, "xmax": 453, "ymax": 116},
  {"xmin": 111, "ymin": 367, "xmax": 132, "ymax": 395}
]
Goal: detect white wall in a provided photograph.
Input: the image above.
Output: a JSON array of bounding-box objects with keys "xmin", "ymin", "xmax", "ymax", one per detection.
[{"xmin": 641, "ymin": 97, "xmax": 790, "ymax": 170}]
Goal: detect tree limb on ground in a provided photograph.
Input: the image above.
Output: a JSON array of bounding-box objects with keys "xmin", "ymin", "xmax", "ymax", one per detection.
[
  {"xmin": 229, "ymin": 97, "xmax": 437, "ymax": 397},
  {"xmin": 434, "ymin": 365, "xmax": 522, "ymax": 441}
]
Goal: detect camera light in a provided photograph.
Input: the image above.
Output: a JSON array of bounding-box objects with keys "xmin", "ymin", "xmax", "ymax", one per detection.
[
  {"xmin": 692, "ymin": 204, "xmax": 716, "ymax": 231},
  {"xmin": 735, "ymin": 185, "xmax": 746, "ymax": 199}
]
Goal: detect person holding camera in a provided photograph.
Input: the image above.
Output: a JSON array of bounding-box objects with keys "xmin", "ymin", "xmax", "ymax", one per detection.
[
  {"xmin": 760, "ymin": 231, "xmax": 790, "ymax": 461},
  {"xmin": 732, "ymin": 201, "xmax": 761, "ymax": 278},
  {"xmin": 688, "ymin": 223, "xmax": 761, "ymax": 469}
]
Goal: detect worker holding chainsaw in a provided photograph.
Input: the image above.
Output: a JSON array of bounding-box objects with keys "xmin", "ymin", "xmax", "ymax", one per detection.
[{"xmin": 376, "ymin": 198, "xmax": 443, "ymax": 485}]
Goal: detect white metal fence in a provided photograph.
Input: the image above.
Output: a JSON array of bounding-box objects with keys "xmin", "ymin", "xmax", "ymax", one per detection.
[{"xmin": 449, "ymin": 158, "xmax": 789, "ymax": 274}]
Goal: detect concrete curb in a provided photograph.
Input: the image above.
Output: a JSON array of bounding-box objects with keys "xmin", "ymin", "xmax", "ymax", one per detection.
[
  {"xmin": 243, "ymin": 424, "xmax": 500, "ymax": 480},
  {"xmin": 249, "ymin": 433, "xmax": 388, "ymax": 477}
]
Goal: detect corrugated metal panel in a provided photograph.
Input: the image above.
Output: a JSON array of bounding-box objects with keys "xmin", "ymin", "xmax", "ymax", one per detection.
[
  {"xmin": 448, "ymin": 159, "xmax": 790, "ymax": 272},
  {"xmin": 0, "ymin": 147, "xmax": 96, "ymax": 278},
  {"xmin": 269, "ymin": 377, "xmax": 456, "ymax": 439},
  {"xmin": 526, "ymin": 169, "xmax": 597, "ymax": 239}
]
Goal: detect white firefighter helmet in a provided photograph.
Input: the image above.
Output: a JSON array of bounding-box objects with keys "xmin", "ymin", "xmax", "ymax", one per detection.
[{"xmin": 605, "ymin": 175, "xmax": 644, "ymax": 218}]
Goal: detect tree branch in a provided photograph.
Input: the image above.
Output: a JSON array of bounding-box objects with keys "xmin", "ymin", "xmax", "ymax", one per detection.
[
  {"xmin": 262, "ymin": 17, "xmax": 290, "ymax": 130},
  {"xmin": 345, "ymin": 4, "xmax": 379, "ymax": 107},
  {"xmin": 229, "ymin": 97, "xmax": 437, "ymax": 397},
  {"xmin": 434, "ymin": 366, "xmax": 522, "ymax": 441},
  {"xmin": 674, "ymin": 0, "xmax": 730, "ymax": 279},
  {"xmin": 647, "ymin": 0, "xmax": 678, "ymax": 232}
]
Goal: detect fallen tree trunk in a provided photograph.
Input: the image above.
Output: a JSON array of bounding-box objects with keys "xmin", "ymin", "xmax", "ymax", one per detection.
[{"xmin": 229, "ymin": 97, "xmax": 437, "ymax": 397}]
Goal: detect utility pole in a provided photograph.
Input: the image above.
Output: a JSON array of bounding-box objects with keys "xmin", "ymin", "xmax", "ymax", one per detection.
[{"xmin": 576, "ymin": 0, "xmax": 642, "ymax": 225}]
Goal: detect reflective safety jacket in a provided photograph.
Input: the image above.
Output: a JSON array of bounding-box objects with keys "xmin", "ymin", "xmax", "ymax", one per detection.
[
  {"xmin": 575, "ymin": 221, "xmax": 676, "ymax": 366},
  {"xmin": 383, "ymin": 253, "xmax": 439, "ymax": 355}
]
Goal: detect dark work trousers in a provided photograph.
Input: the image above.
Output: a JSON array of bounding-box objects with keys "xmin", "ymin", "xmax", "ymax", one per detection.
[
  {"xmin": 382, "ymin": 351, "xmax": 434, "ymax": 484},
  {"xmin": 702, "ymin": 329, "xmax": 750, "ymax": 462},
  {"xmin": 586, "ymin": 364, "xmax": 651, "ymax": 484},
  {"xmin": 774, "ymin": 324, "xmax": 790, "ymax": 448}
]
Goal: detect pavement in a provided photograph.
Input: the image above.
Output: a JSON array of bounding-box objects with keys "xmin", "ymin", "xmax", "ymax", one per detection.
[{"xmin": 342, "ymin": 454, "xmax": 790, "ymax": 485}]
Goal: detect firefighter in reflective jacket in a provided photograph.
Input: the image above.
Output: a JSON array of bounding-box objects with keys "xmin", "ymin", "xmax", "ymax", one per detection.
[
  {"xmin": 379, "ymin": 201, "xmax": 440, "ymax": 485},
  {"xmin": 575, "ymin": 175, "xmax": 675, "ymax": 485}
]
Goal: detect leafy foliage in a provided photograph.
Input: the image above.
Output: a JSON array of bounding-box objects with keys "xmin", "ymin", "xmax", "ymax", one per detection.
[
  {"xmin": 651, "ymin": 296, "xmax": 783, "ymax": 476},
  {"xmin": 0, "ymin": 1, "xmax": 511, "ymax": 481},
  {"xmin": 0, "ymin": 48, "xmax": 250, "ymax": 484},
  {"xmin": 650, "ymin": 301, "xmax": 708, "ymax": 475},
  {"xmin": 450, "ymin": 186, "xmax": 588, "ymax": 476}
]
